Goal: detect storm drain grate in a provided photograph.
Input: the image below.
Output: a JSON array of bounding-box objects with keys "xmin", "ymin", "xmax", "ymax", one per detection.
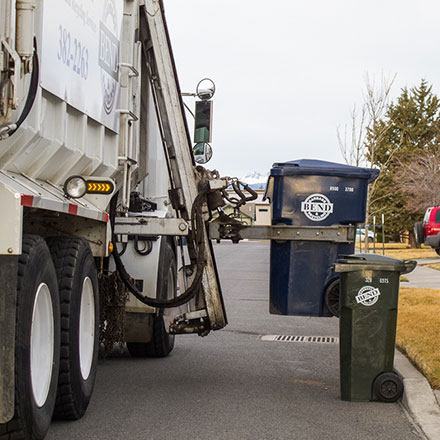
[{"xmin": 261, "ymin": 335, "xmax": 339, "ymax": 344}]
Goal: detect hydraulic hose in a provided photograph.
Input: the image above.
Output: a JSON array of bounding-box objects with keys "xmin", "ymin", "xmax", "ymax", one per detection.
[
  {"xmin": 134, "ymin": 235, "xmax": 153, "ymax": 256},
  {"xmin": 9, "ymin": 38, "xmax": 39, "ymax": 136},
  {"xmin": 111, "ymin": 191, "xmax": 208, "ymax": 308}
]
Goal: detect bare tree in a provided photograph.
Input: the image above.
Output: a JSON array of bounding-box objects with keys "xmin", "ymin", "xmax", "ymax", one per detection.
[
  {"xmin": 337, "ymin": 73, "xmax": 396, "ymax": 250},
  {"xmin": 393, "ymin": 152, "xmax": 440, "ymax": 212},
  {"xmin": 337, "ymin": 73, "xmax": 395, "ymax": 168},
  {"xmin": 337, "ymin": 105, "xmax": 367, "ymax": 167}
]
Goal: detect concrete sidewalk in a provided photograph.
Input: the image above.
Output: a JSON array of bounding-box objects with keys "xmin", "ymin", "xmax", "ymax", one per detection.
[
  {"xmin": 404, "ymin": 258, "xmax": 440, "ymax": 289},
  {"xmin": 395, "ymin": 351, "xmax": 440, "ymax": 440},
  {"xmin": 397, "ymin": 258, "xmax": 440, "ymax": 439}
]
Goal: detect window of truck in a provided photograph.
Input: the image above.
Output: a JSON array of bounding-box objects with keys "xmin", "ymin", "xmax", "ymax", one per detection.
[{"xmin": 424, "ymin": 208, "xmax": 432, "ymax": 223}]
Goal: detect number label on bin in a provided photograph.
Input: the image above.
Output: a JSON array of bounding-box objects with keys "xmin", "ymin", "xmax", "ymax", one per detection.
[
  {"xmin": 300, "ymin": 193, "xmax": 334, "ymax": 222},
  {"xmin": 355, "ymin": 286, "xmax": 381, "ymax": 306}
]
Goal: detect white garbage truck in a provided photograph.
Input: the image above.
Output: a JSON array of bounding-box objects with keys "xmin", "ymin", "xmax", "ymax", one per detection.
[{"xmin": 0, "ymin": 1, "xmax": 242, "ymax": 438}]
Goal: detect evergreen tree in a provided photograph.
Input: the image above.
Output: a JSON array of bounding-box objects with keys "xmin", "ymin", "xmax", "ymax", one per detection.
[{"xmin": 366, "ymin": 79, "xmax": 440, "ymax": 241}]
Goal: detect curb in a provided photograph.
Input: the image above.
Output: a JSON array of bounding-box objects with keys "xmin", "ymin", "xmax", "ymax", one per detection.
[
  {"xmin": 394, "ymin": 350, "xmax": 440, "ymax": 439},
  {"xmin": 435, "ymin": 390, "xmax": 440, "ymax": 407}
]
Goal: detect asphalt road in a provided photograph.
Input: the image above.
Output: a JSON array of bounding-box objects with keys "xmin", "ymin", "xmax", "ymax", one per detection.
[{"xmin": 47, "ymin": 241, "xmax": 421, "ymax": 440}]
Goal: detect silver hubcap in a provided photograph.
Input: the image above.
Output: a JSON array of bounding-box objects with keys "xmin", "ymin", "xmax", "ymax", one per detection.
[
  {"xmin": 79, "ymin": 277, "xmax": 95, "ymax": 380},
  {"xmin": 31, "ymin": 283, "xmax": 54, "ymax": 407}
]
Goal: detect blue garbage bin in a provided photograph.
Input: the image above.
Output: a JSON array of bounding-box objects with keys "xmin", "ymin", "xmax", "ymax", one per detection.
[{"xmin": 266, "ymin": 159, "xmax": 379, "ymax": 317}]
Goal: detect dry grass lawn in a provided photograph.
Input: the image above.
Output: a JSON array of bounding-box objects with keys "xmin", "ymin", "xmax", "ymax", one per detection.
[
  {"xmin": 356, "ymin": 243, "xmax": 438, "ymax": 259},
  {"xmin": 378, "ymin": 248, "xmax": 438, "ymax": 259},
  {"xmin": 355, "ymin": 246, "xmax": 437, "ymax": 259},
  {"xmin": 427, "ymin": 263, "xmax": 440, "ymax": 271},
  {"xmin": 397, "ymin": 287, "xmax": 440, "ymax": 389},
  {"xmin": 356, "ymin": 243, "xmax": 432, "ymax": 250}
]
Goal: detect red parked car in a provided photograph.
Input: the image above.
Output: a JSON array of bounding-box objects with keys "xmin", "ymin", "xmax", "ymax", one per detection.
[{"xmin": 414, "ymin": 206, "xmax": 440, "ymax": 255}]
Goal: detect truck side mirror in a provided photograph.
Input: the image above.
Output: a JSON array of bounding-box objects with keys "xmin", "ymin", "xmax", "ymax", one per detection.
[
  {"xmin": 193, "ymin": 142, "xmax": 213, "ymax": 164},
  {"xmin": 196, "ymin": 78, "xmax": 215, "ymax": 100},
  {"xmin": 194, "ymin": 100, "xmax": 213, "ymax": 143}
]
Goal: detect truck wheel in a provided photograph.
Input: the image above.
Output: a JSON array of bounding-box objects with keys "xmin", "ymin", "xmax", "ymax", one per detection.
[
  {"xmin": 324, "ymin": 279, "xmax": 340, "ymax": 317},
  {"xmin": 414, "ymin": 222, "xmax": 425, "ymax": 246},
  {"xmin": 127, "ymin": 239, "xmax": 176, "ymax": 358},
  {"xmin": 373, "ymin": 372, "xmax": 404, "ymax": 403},
  {"xmin": 0, "ymin": 235, "xmax": 60, "ymax": 440},
  {"xmin": 47, "ymin": 237, "xmax": 99, "ymax": 420}
]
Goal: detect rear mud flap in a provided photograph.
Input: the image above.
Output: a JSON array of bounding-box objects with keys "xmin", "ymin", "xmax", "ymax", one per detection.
[{"xmin": 0, "ymin": 256, "xmax": 18, "ymax": 423}]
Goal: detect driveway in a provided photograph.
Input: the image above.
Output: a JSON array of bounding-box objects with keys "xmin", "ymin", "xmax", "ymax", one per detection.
[{"xmin": 47, "ymin": 241, "xmax": 421, "ymax": 440}]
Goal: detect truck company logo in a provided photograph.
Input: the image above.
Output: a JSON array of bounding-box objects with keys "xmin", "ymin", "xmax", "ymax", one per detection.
[
  {"xmin": 355, "ymin": 286, "xmax": 381, "ymax": 306},
  {"xmin": 99, "ymin": 0, "xmax": 119, "ymax": 114},
  {"xmin": 301, "ymin": 193, "xmax": 333, "ymax": 222}
]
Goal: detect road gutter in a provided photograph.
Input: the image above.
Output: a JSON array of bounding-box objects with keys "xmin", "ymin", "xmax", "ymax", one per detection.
[{"xmin": 394, "ymin": 350, "xmax": 440, "ymax": 440}]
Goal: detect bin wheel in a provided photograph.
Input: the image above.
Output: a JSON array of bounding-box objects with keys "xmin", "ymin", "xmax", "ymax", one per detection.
[
  {"xmin": 324, "ymin": 279, "xmax": 340, "ymax": 317},
  {"xmin": 435, "ymin": 249, "xmax": 440, "ymax": 257},
  {"xmin": 373, "ymin": 372, "xmax": 404, "ymax": 403},
  {"xmin": 414, "ymin": 222, "xmax": 425, "ymax": 246}
]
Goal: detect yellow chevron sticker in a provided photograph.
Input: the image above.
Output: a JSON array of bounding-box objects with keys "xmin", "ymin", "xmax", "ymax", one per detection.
[{"xmin": 86, "ymin": 180, "xmax": 114, "ymax": 195}]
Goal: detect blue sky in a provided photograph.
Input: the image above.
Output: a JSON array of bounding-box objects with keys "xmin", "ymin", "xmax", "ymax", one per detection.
[{"xmin": 165, "ymin": 0, "xmax": 440, "ymax": 178}]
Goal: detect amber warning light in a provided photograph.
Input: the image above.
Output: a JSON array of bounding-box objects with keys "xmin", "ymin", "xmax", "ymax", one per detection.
[{"xmin": 86, "ymin": 181, "xmax": 114, "ymax": 194}]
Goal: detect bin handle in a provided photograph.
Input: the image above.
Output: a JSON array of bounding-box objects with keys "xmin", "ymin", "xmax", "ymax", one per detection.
[
  {"xmin": 333, "ymin": 260, "xmax": 418, "ymax": 274},
  {"xmin": 401, "ymin": 260, "xmax": 417, "ymax": 275}
]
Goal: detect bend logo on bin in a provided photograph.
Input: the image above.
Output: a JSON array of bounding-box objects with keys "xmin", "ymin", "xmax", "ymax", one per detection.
[
  {"xmin": 355, "ymin": 286, "xmax": 381, "ymax": 306},
  {"xmin": 300, "ymin": 193, "xmax": 334, "ymax": 222}
]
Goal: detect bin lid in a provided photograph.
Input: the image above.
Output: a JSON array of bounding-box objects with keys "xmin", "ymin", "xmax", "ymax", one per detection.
[
  {"xmin": 270, "ymin": 159, "xmax": 379, "ymax": 183},
  {"xmin": 333, "ymin": 253, "xmax": 417, "ymax": 274}
]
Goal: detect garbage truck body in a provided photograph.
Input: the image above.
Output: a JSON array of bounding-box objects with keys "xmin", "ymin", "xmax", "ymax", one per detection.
[{"xmin": 0, "ymin": 1, "xmax": 228, "ymax": 438}]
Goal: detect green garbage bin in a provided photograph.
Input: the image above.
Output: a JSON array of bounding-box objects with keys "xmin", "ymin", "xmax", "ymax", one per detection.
[{"xmin": 333, "ymin": 254, "xmax": 416, "ymax": 402}]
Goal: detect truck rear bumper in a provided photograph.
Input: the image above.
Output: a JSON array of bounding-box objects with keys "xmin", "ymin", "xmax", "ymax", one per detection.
[
  {"xmin": 425, "ymin": 233, "xmax": 440, "ymax": 249},
  {"xmin": 0, "ymin": 255, "xmax": 18, "ymax": 424}
]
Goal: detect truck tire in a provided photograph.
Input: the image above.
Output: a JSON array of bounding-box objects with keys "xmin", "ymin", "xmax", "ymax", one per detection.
[
  {"xmin": 414, "ymin": 222, "xmax": 425, "ymax": 246},
  {"xmin": 127, "ymin": 239, "xmax": 176, "ymax": 358},
  {"xmin": 47, "ymin": 237, "xmax": 99, "ymax": 420},
  {"xmin": 0, "ymin": 235, "xmax": 60, "ymax": 440}
]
